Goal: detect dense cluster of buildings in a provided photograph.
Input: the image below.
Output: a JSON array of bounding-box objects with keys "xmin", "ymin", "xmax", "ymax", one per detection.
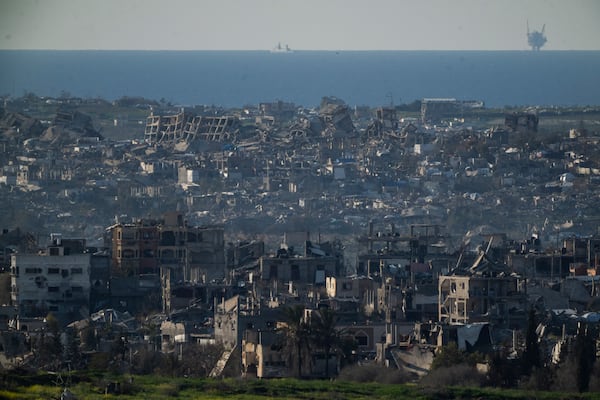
[
  {"xmin": 2, "ymin": 213, "xmax": 600, "ymax": 377},
  {"xmin": 1, "ymin": 96, "xmax": 599, "ymax": 245},
  {"xmin": 1, "ymin": 95, "xmax": 600, "ymax": 377}
]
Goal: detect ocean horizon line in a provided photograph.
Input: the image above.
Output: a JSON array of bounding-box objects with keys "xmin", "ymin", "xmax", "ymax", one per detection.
[{"xmin": 1, "ymin": 49, "xmax": 599, "ymax": 53}]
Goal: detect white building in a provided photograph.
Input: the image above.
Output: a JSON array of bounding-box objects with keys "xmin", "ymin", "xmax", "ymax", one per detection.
[{"xmin": 11, "ymin": 252, "xmax": 91, "ymax": 320}]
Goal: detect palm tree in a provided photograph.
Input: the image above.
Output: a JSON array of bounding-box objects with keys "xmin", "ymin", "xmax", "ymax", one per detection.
[
  {"xmin": 311, "ymin": 306, "xmax": 342, "ymax": 378},
  {"xmin": 280, "ymin": 305, "xmax": 311, "ymax": 377}
]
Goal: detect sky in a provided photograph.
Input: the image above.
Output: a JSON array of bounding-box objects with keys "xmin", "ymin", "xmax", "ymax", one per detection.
[{"xmin": 1, "ymin": 0, "xmax": 599, "ymax": 51}]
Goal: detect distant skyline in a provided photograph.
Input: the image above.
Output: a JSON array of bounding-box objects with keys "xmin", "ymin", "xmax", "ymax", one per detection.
[{"xmin": 1, "ymin": 0, "xmax": 599, "ymax": 51}]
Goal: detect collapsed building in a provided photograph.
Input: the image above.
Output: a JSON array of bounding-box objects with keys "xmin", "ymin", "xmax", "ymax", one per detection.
[
  {"xmin": 439, "ymin": 240, "xmax": 528, "ymax": 328},
  {"xmin": 318, "ymin": 97, "xmax": 359, "ymax": 160},
  {"xmin": 144, "ymin": 110, "xmax": 239, "ymax": 144},
  {"xmin": 356, "ymin": 222, "xmax": 449, "ymax": 277},
  {"xmin": 319, "ymin": 97, "xmax": 356, "ymax": 136},
  {"xmin": 366, "ymin": 107, "xmax": 399, "ymax": 138},
  {"xmin": 505, "ymin": 112, "xmax": 539, "ymax": 132},
  {"xmin": 0, "ymin": 111, "xmax": 45, "ymax": 143},
  {"xmin": 183, "ymin": 115, "xmax": 238, "ymax": 142},
  {"xmin": 144, "ymin": 111, "xmax": 185, "ymax": 143},
  {"xmin": 421, "ymin": 98, "xmax": 484, "ymax": 123},
  {"xmin": 53, "ymin": 109, "xmax": 100, "ymax": 136},
  {"xmin": 259, "ymin": 241, "xmax": 340, "ymax": 299}
]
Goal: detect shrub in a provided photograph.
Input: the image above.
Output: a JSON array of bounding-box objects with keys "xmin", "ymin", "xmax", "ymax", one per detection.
[
  {"xmin": 131, "ymin": 348, "xmax": 163, "ymax": 375},
  {"xmin": 430, "ymin": 342, "xmax": 483, "ymax": 370},
  {"xmin": 486, "ymin": 350, "xmax": 522, "ymax": 388},
  {"xmin": 518, "ymin": 366, "xmax": 555, "ymax": 391},
  {"xmin": 337, "ymin": 363, "xmax": 415, "ymax": 384},
  {"xmin": 552, "ymin": 358, "xmax": 579, "ymax": 393},
  {"xmin": 118, "ymin": 379, "xmax": 139, "ymax": 396},
  {"xmin": 589, "ymin": 363, "xmax": 600, "ymax": 392},
  {"xmin": 420, "ymin": 363, "xmax": 485, "ymax": 389},
  {"xmin": 87, "ymin": 352, "xmax": 110, "ymax": 371},
  {"xmin": 23, "ymin": 384, "xmax": 61, "ymax": 398},
  {"xmin": 0, "ymin": 390, "xmax": 22, "ymax": 399},
  {"xmin": 156, "ymin": 382, "xmax": 180, "ymax": 397}
]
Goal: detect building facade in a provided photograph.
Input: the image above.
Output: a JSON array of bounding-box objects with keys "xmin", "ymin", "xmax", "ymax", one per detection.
[
  {"xmin": 260, "ymin": 251, "xmax": 338, "ymax": 288},
  {"xmin": 11, "ymin": 250, "xmax": 91, "ymax": 322},
  {"xmin": 108, "ymin": 212, "xmax": 225, "ymax": 282},
  {"xmin": 438, "ymin": 275, "xmax": 526, "ymax": 327}
]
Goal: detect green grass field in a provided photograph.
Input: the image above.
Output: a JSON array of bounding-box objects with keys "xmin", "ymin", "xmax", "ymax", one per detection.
[{"xmin": 2, "ymin": 372, "xmax": 599, "ymax": 400}]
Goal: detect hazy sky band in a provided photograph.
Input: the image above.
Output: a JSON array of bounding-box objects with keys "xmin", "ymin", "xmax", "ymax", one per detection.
[{"xmin": 1, "ymin": 0, "xmax": 599, "ymax": 51}]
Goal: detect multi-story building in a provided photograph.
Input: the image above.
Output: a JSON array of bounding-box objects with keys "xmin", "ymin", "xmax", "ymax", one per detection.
[
  {"xmin": 242, "ymin": 329, "xmax": 288, "ymax": 378},
  {"xmin": 107, "ymin": 212, "xmax": 225, "ymax": 282},
  {"xmin": 10, "ymin": 235, "xmax": 91, "ymax": 323},
  {"xmin": 325, "ymin": 275, "xmax": 378, "ymax": 317},
  {"xmin": 214, "ymin": 295, "xmax": 239, "ymax": 351},
  {"xmin": 107, "ymin": 212, "xmax": 226, "ymax": 315},
  {"xmin": 259, "ymin": 246, "xmax": 338, "ymax": 294},
  {"xmin": 108, "ymin": 219, "xmax": 159, "ymax": 277},
  {"xmin": 158, "ymin": 212, "xmax": 225, "ymax": 283},
  {"xmin": 438, "ymin": 274, "xmax": 526, "ymax": 327}
]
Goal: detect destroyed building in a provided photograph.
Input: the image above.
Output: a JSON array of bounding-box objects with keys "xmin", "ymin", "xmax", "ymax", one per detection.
[
  {"xmin": 183, "ymin": 115, "xmax": 238, "ymax": 142},
  {"xmin": 144, "ymin": 110, "xmax": 239, "ymax": 144},
  {"xmin": 421, "ymin": 98, "xmax": 483, "ymax": 123},
  {"xmin": 319, "ymin": 97, "xmax": 355, "ymax": 133},
  {"xmin": 421, "ymin": 98, "xmax": 461, "ymax": 123},
  {"xmin": 259, "ymin": 242, "xmax": 339, "ymax": 296},
  {"xmin": 212, "ymin": 295, "xmax": 241, "ymax": 377},
  {"xmin": 259, "ymin": 100, "xmax": 296, "ymax": 120},
  {"xmin": 227, "ymin": 240, "xmax": 265, "ymax": 270},
  {"xmin": 54, "ymin": 109, "xmax": 100, "ymax": 137},
  {"xmin": 242, "ymin": 329, "xmax": 288, "ymax": 378},
  {"xmin": 106, "ymin": 212, "xmax": 226, "ymax": 314},
  {"xmin": 504, "ymin": 112, "xmax": 539, "ymax": 132},
  {"xmin": 356, "ymin": 222, "xmax": 449, "ymax": 277},
  {"xmin": 318, "ymin": 97, "xmax": 359, "ymax": 159},
  {"xmin": 159, "ymin": 212, "xmax": 225, "ymax": 283},
  {"xmin": 366, "ymin": 107, "xmax": 399, "ymax": 137},
  {"xmin": 144, "ymin": 110, "xmax": 185, "ymax": 144},
  {"xmin": 108, "ymin": 218, "xmax": 159, "ymax": 277},
  {"xmin": 0, "ymin": 111, "xmax": 45, "ymax": 144},
  {"xmin": 438, "ymin": 251, "xmax": 527, "ymax": 328},
  {"xmin": 107, "ymin": 212, "xmax": 225, "ymax": 283}
]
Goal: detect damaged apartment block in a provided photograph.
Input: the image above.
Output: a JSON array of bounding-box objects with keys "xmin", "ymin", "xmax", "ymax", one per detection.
[
  {"xmin": 438, "ymin": 249, "xmax": 527, "ymax": 328},
  {"xmin": 420, "ymin": 98, "xmax": 484, "ymax": 123},
  {"xmin": 184, "ymin": 115, "xmax": 238, "ymax": 142},
  {"xmin": 107, "ymin": 212, "xmax": 225, "ymax": 314},
  {"xmin": 10, "ymin": 235, "xmax": 92, "ymax": 324},
  {"xmin": 145, "ymin": 110, "xmax": 239, "ymax": 144},
  {"xmin": 504, "ymin": 112, "xmax": 539, "ymax": 132}
]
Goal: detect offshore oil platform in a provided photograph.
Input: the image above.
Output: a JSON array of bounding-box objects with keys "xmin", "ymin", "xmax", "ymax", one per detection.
[{"xmin": 527, "ymin": 21, "xmax": 547, "ymax": 51}]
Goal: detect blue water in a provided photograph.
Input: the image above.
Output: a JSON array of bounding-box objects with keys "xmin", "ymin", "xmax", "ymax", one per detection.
[{"xmin": 1, "ymin": 50, "xmax": 599, "ymax": 108}]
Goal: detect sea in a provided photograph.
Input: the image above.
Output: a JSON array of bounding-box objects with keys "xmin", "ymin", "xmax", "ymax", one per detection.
[{"xmin": 1, "ymin": 50, "xmax": 599, "ymax": 108}]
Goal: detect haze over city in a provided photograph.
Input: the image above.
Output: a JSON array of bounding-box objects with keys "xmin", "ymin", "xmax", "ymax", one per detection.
[
  {"xmin": 1, "ymin": 0, "xmax": 600, "ymax": 51},
  {"xmin": 3, "ymin": 0, "xmax": 600, "ymax": 397}
]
